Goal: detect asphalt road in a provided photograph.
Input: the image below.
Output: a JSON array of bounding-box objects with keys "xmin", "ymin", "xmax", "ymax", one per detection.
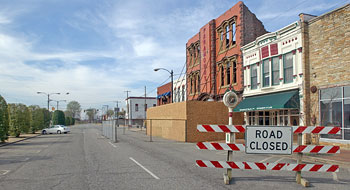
[{"xmin": 0, "ymin": 124, "xmax": 349, "ymax": 190}]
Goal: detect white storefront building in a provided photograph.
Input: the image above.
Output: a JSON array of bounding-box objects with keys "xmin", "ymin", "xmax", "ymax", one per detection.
[{"xmin": 235, "ymin": 21, "xmax": 304, "ymax": 127}]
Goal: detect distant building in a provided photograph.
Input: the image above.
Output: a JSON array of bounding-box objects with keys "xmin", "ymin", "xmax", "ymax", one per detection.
[
  {"xmin": 157, "ymin": 82, "xmax": 172, "ymax": 106},
  {"xmin": 173, "ymin": 75, "xmax": 186, "ymax": 103},
  {"xmin": 186, "ymin": 1, "xmax": 267, "ymax": 101},
  {"xmin": 125, "ymin": 97, "xmax": 156, "ymax": 126}
]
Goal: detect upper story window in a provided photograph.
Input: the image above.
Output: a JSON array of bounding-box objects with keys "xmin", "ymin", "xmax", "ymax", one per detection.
[
  {"xmin": 251, "ymin": 64, "xmax": 258, "ymax": 89},
  {"xmin": 193, "ymin": 75, "xmax": 197, "ymax": 93},
  {"xmin": 283, "ymin": 52, "xmax": 293, "ymax": 83},
  {"xmin": 272, "ymin": 57, "xmax": 280, "ymax": 85},
  {"xmin": 231, "ymin": 22, "xmax": 236, "ymax": 45},
  {"xmin": 226, "ymin": 63, "xmax": 231, "ymax": 85},
  {"xmin": 182, "ymin": 86, "xmax": 185, "ymax": 101},
  {"xmin": 233, "ymin": 61, "xmax": 237, "ymax": 84},
  {"xmin": 190, "ymin": 77, "xmax": 193, "ymax": 94},
  {"xmin": 135, "ymin": 104, "xmax": 138, "ymax": 112},
  {"xmin": 221, "ymin": 65, "xmax": 225, "ymax": 86},
  {"xmin": 225, "ymin": 25, "xmax": 229, "ymax": 48},
  {"xmin": 262, "ymin": 59, "xmax": 270, "ymax": 87},
  {"xmin": 197, "ymin": 74, "xmax": 200, "ymax": 93}
]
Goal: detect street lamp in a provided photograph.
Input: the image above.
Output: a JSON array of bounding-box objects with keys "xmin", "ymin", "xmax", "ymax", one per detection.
[
  {"xmin": 154, "ymin": 68, "xmax": 173, "ymax": 103},
  {"xmin": 51, "ymin": 100, "xmax": 66, "ymax": 110},
  {"xmin": 37, "ymin": 92, "xmax": 69, "ymax": 111}
]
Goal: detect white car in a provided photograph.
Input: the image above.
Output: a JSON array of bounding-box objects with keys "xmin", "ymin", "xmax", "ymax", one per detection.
[{"xmin": 42, "ymin": 125, "xmax": 70, "ymax": 134}]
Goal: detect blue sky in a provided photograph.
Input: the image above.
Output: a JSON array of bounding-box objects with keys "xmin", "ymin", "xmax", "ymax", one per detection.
[{"xmin": 0, "ymin": 0, "xmax": 348, "ymax": 111}]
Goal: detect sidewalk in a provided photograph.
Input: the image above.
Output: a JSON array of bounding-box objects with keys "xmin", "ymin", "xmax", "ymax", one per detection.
[{"xmin": 0, "ymin": 132, "xmax": 41, "ymax": 147}]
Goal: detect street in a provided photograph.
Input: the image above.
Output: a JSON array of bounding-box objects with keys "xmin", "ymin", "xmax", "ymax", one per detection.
[{"xmin": 0, "ymin": 124, "xmax": 349, "ymax": 190}]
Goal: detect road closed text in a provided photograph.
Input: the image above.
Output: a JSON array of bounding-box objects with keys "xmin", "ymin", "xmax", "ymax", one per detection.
[{"xmin": 245, "ymin": 126, "xmax": 292, "ymax": 154}]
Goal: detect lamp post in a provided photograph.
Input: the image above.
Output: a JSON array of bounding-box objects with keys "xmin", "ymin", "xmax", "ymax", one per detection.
[
  {"xmin": 154, "ymin": 68, "xmax": 173, "ymax": 103},
  {"xmin": 51, "ymin": 100, "xmax": 66, "ymax": 110},
  {"xmin": 37, "ymin": 92, "xmax": 69, "ymax": 111}
]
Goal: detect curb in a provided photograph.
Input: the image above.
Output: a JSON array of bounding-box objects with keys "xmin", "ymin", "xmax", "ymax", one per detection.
[{"xmin": 0, "ymin": 134, "xmax": 42, "ymax": 148}]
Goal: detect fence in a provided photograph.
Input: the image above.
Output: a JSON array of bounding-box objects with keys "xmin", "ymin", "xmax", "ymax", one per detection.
[
  {"xmin": 145, "ymin": 119, "xmax": 187, "ymax": 142},
  {"xmin": 102, "ymin": 120, "xmax": 117, "ymax": 142}
]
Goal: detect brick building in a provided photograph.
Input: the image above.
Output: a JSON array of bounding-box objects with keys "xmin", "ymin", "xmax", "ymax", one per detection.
[
  {"xmin": 157, "ymin": 82, "xmax": 172, "ymax": 106},
  {"xmin": 186, "ymin": 1, "xmax": 267, "ymax": 101},
  {"xmin": 300, "ymin": 4, "xmax": 350, "ymax": 143}
]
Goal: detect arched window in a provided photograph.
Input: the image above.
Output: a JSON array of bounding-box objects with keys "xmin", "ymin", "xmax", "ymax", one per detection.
[
  {"xmin": 197, "ymin": 74, "xmax": 200, "ymax": 93},
  {"xmin": 232, "ymin": 22, "xmax": 236, "ymax": 45},
  {"xmin": 221, "ymin": 65, "xmax": 225, "ymax": 86},
  {"xmin": 226, "ymin": 25, "xmax": 229, "ymax": 48},
  {"xmin": 233, "ymin": 61, "xmax": 237, "ymax": 83},
  {"xmin": 193, "ymin": 75, "xmax": 197, "ymax": 93},
  {"xmin": 226, "ymin": 63, "xmax": 231, "ymax": 85}
]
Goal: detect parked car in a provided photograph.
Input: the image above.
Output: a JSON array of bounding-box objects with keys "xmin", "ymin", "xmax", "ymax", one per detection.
[{"xmin": 42, "ymin": 125, "xmax": 70, "ymax": 134}]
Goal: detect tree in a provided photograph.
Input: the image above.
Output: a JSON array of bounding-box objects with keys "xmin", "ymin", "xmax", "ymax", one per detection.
[
  {"xmin": 42, "ymin": 108, "xmax": 51, "ymax": 128},
  {"xmin": 8, "ymin": 104, "xmax": 31, "ymax": 137},
  {"xmin": 65, "ymin": 116, "xmax": 72, "ymax": 126},
  {"xmin": 66, "ymin": 101, "xmax": 81, "ymax": 119},
  {"xmin": 0, "ymin": 95, "xmax": 9, "ymax": 142},
  {"xmin": 86, "ymin": 108, "xmax": 96, "ymax": 123},
  {"xmin": 107, "ymin": 109, "xmax": 114, "ymax": 118},
  {"xmin": 29, "ymin": 105, "xmax": 47, "ymax": 133},
  {"xmin": 52, "ymin": 110, "xmax": 65, "ymax": 125}
]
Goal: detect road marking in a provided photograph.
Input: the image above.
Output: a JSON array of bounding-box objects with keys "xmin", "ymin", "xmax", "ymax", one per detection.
[
  {"xmin": 129, "ymin": 157, "xmax": 160, "ymax": 180},
  {"xmin": 108, "ymin": 142, "xmax": 117, "ymax": 148},
  {"xmin": 0, "ymin": 170, "xmax": 10, "ymax": 175},
  {"xmin": 274, "ymin": 157, "xmax": 284, "ymax": 163},
  {"xmin": 36, "ymin": 150, "xmax": 41, "ymax": 153},
  {"xmin": 260, "ymin": 157, "xmax": 274, "ymax": 163}
]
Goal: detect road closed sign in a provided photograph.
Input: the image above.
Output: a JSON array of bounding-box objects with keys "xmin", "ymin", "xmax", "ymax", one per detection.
[{"xmin": 245, "ymin": 126, "xmax": 292, "ymax": 155}]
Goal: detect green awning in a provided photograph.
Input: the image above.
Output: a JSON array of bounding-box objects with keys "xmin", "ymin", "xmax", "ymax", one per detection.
[{"xmin": 234, "ymin": 90, "xmax": 299, "ymax": 112}]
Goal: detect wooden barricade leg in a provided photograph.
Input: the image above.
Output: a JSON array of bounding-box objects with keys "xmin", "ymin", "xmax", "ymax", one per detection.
[{"xmin": 296, "ymin": 133, "xmax": 309, "ymax": 187}]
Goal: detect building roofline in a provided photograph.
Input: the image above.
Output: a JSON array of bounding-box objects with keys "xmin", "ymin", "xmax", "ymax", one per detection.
[
  {"xmin": 126, "ymin": 97, "xmax": 156, "ymax": 100},
  {"xmin": 307, "ymin": 3, "xmax": 350, "ymax": 24}
]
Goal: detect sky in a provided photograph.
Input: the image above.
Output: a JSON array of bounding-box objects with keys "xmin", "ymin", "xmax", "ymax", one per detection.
[{"xmin": 0, "ymin": 0, "xmax": 348, "ymax": 112}]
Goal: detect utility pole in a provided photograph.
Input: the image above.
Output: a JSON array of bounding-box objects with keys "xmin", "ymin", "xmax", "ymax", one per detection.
[
  {"xmin": 143, "ymin": 86, "xmax": 147, "ymax": 131},
  {"xmin": 114, "ymin": 101, "xmax": 120, "ymax": 143},
  {"xmin": 124, "ymin": 90, "xmax": 131, "ymax": 134}
]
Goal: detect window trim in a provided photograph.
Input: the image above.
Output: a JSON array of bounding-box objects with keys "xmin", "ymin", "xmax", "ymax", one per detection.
[
  {"xmin": 283, "ymin": 52, "xmax": 294, "ymax": 84},
  {"xmin": 271, "ymin": 56, "xmax": 280, "ymax": 86},
  {"xmin": 262, "ymin": 59, "xmax": 270, "ymax": 87}
]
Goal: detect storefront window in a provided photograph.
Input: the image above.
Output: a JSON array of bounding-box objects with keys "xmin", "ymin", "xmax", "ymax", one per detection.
[{"xmin": 320, "ymin": 86, "xmax": 350, "ymax": 140}]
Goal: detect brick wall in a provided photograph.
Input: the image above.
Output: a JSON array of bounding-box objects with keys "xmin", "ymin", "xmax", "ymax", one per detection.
[
  {"xmin": 306, "ymin": 4, "xmax": 350, "ymax": 126},
  {"xmin": 157, "ymin": 82, "xmax": 172, "ymax": 106},
  {"xmin": 146, "ymin": 101, "xmax": 244, "ymax": 142}
]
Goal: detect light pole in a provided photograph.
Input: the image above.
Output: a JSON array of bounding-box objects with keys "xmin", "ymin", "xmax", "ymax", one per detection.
[
  {"xmin": 51, "ymin": 100, "xmax": 66, "ymax": 110},
  {"xmin": 37, "ymin": 92, "xmax": 69, "ymax": 111},
  {"xmin": 154, "ymin": 68, "xmax": 173, "ymax": 103}
]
